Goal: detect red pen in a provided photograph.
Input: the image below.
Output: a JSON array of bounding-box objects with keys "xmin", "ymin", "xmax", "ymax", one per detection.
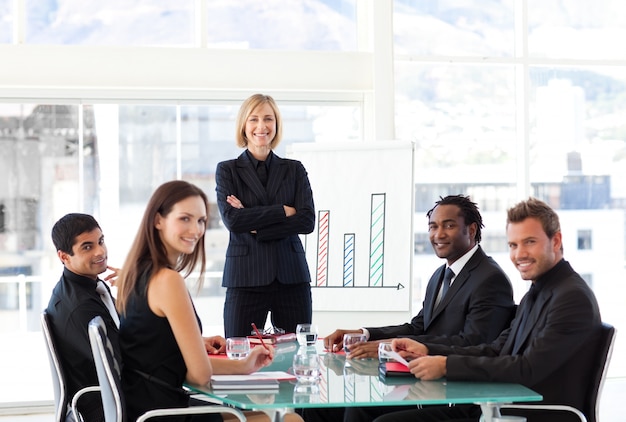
[{"xmin": 251, "ymin": 323, "xmax": 270, "ymax": 351}]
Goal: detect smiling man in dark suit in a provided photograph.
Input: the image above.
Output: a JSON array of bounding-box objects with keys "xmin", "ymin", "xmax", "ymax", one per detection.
[
  {"xmin": 375, "ymin": 197, "xmax": 602, "ymax": 422},
  {"xmin": 46, "ymin": 213, "xmax": 120, "ymax": 422}
]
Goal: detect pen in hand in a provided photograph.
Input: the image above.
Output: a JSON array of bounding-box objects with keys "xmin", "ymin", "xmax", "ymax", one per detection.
[{"xmin": 251, "ymin": 323, "xmax": 270, "ymax": 352}]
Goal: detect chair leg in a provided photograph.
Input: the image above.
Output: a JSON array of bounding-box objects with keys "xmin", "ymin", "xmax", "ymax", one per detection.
[{"xmin": 499, "ymin": 404, "xmax": 587, "ymax": 422}]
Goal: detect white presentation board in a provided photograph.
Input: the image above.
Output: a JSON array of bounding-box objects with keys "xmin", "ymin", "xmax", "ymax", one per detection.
[{"xmin": 288, "ymin": 141, "xmax": 415, "ymax": 312}]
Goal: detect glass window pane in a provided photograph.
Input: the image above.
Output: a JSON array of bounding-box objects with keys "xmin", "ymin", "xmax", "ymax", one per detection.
[
  {"xmin": 206, "ymin": 1, "xmax": 357, "ymax": 50},
  {"xmin": 0, "ymin": 0, "xmax": 11, "ymax": 43},
  {"xmin": 395, "ymin": 62, "xmax": 518, "ymax": 195},
  {"xmin": 529, "ymin": 65, "xmax": 626, "ymax": 376},
  {"xmin": 25, "ymin": 1, "xmax": 194, "ymax": 45},
  {"xmin": 528, "ymin": 0, "xmax": 626, "ymax": 60},
  {"xmin": 394, "ymin": 0, "xmax": 515, "ymax": 57},
  {"xmin": 577, "ymin": 229, "xmax": 592, "ymax": 250},
  {"xmin": 118, "ymin": 105, "xmax": 179, "ymax": 201},
  {"xmin": 0, "ymin": 102, "xmax": 84, "ymax": 404}
]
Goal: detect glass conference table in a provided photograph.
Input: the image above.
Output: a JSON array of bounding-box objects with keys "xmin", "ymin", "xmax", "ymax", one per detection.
[{"xmin": 186, "ymin": 341, "xmax": 542, "ymax": 422}]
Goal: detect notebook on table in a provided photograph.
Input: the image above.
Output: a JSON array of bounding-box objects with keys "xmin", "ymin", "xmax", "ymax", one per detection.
[
  {"xmin": 211, "ymin": 374, "xmax": 278, "ymax": 390},
  {"xmin": 210, "ymin": 371, "xmax": 295, "ymax": 390}
]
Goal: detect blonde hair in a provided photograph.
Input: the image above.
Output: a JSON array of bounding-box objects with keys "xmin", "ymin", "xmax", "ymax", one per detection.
[{"xmin": 235, "ymin": 94, "xmax": 283, "ymax": 149}]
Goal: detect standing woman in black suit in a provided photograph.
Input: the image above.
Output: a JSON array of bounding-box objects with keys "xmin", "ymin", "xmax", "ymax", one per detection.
[{"xmin": 216, "ymin": 93, "xmax": 315, "ymax": 338}]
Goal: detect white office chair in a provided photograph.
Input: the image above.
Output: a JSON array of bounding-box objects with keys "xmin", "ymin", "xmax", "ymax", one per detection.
[
  {"xmin": 41, "ymin": 311, "xmax": 100, "ymax": 422},
  {"xmin": 88, "ymin": 316, "xmax": 245, "ymax": 422},
  {"xmin": 499, "ymin": 322, "xmax": 616, "ymax": 422}
]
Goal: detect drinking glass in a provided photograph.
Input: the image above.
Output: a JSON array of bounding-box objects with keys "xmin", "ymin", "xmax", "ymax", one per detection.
[
  {"xmin": 292, "ymin": 352, "xmax": 321, "ymax": 383},
  {"xmin": 378, "ymin": 341, "xmax": 394, "ymax": 362},
  {"xmin": 342, "ymin": 333, "xmax": 367, "ymax": 354},
  {"xmin": 226, "ymin": 337, "xmax": 250, "ymax": 360},
  {"xmin": 296, "ymin": 323, "xmax": 319, "ymax": 346}
]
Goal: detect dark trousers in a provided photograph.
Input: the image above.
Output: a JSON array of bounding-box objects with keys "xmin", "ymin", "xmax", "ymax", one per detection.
[{"xmin": 223, "ymin": 281, "xmax": 312, "ymax": 338}]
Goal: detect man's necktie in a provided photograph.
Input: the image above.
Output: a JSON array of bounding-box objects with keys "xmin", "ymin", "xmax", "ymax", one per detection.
[
  {"xmin": 96, "ymin": 280, "xmax": 120, "ymax": 328},
  {"xmin": 513, "ymin": 283, "xmax": 538, "ymax": 352},
  {"xmin": 440, "ymin": 267, "xmax": 454, "ymax": 299},
  {"xmin": 435, "ymin": 267, "xmax": 455, "ymax": 309},
  {"xmin": 257, "ymin": 161, "xmax": 268, "ymax": 187}
]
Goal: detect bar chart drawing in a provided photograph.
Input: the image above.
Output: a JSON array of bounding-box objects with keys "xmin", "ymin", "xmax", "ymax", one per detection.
[
  {"xmin": 315, "ymin": 195, "xmax": 389, "ymax": 288},
  {"xmin": 316, "ymin": 210, "xmax": 330, "ymax": 287},
  {"xmin": 369, "ymin": 193, "xmax": 386, "ymax": 287},
  {"xmin": 290, "ymin": 141, "xmax": 415, "ymax": 311},
  {"xmin": 343, "ymin": 233, "xmax": 355, "ymax": 287}
]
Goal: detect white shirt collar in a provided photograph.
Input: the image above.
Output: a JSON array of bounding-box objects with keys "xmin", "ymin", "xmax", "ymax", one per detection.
[{"xmin": 447, "ymin": 244, "xmax": 479, "ymax": 283}]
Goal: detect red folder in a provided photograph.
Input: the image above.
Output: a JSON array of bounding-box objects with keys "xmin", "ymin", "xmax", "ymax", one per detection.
[{"xmin": 379, "ymin": 361, "xmax": 412, "ymax": 378}]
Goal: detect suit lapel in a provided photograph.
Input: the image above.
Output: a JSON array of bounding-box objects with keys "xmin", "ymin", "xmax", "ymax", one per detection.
[
  {"xmin": 423, "ymin": 265, "xmax": 446, "ymax": 326},
  {"xmin": 266, "ymin": 154, "xmax": 288, "ymax": 199},
  {"xmin": 511, "ymin": 288, "xmax": 552, "ymax": 355},
  {"xmin": 429, "ymin": 248, "xmax": 484, "ymax": 321}
]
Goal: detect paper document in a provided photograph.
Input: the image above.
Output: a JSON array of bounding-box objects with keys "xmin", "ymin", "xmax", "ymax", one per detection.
[
  {"xmin": 387, "ymin": 350, "xmax": 410, "ymax": 366},
  {"xmin": 211, "ymin": 372, "xmax": 283, "ymax": 390},
  {"xmin": 211, "ymin": 371, "xmax": 295, "ymax": 383}
]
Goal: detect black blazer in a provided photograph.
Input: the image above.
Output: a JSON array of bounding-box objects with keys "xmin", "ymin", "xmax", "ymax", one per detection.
[
  {"xmin": 367, "ymin": 247, "xmax": 515, "ymax": 346},
  {"xmin": 430, "ymin": 260, "xmax": 602, "ymax": 421},
  {"xmin": 216, "ymin": 151, "xmax": 315, "ymax": 288},
  {"xmin": 46, "ymin": 267, "xmax": 120, "ymax": 421}
]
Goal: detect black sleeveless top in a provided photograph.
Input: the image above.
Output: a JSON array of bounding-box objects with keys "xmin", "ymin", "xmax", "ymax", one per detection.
[{"xmin": 119, "ymin": 270, "xmax": 204, "ymax": 421}]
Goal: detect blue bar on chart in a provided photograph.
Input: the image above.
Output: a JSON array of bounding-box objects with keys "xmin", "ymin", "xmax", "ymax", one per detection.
[
  {"xmin": 316, "ymin": 210, "xmax": 330, "ymax": 287},
  {"xmin": 369, "ymin": 193, "xmax": 386, "ymax": 287},
  {"xmin": 343, "ymin": 233, "xmax": 355, "ymax": 287}
]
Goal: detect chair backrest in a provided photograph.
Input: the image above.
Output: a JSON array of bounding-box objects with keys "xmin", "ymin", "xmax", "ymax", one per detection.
[
  {"xmin": 88, "ymin": 316, "xmax": 124, "ymax": 422},
  {"xmin": 41, "ymin": 311, "xmax": 68, "ymax": 422},
  {"xmin": 583, "ymin": 322, "xmax": 616, "ymax": 422}
]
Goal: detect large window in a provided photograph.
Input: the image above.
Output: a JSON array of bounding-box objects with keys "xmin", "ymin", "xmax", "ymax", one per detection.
[{"xmin": 395, "ymin": 1, "xmax": 626, "ymax": 384}]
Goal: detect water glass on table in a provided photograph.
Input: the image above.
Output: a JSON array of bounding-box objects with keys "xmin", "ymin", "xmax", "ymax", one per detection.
[
  {"xmin": 378, "ymin": 341, "xmax": 394, "ymax": 362},
  {"xmin": 296, "ymin": 323, "xmax": 318, "ymax": 346},
  {"xmin": 292, "ymin": 352, "xmax": 321, "ymax": 383},
  {"xmin": 342, "ymin": 332, "xmax": 367, "ymax": 354},
  {"xmin": 226, "ymin": 337, "xmax": 250, "ymax": 360}
]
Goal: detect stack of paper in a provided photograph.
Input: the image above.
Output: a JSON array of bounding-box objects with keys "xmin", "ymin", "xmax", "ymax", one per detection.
[{"xmin": 211, "ymin": 372, "xmax": 279, "ymax": 390}]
